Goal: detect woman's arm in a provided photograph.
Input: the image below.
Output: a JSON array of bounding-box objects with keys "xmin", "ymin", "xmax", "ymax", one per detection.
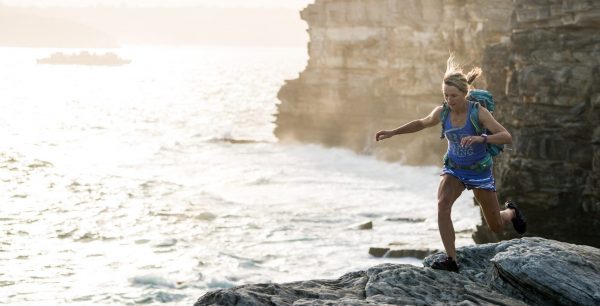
[
  {"xmin": 375, "ymin": 106, "xmax": 443, "ymax": 142},
  {"xmin": 461, "ymin": 106, "xmax": 512, "ymax": 146}
]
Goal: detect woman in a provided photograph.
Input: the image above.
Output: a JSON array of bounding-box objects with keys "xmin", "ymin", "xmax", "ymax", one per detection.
[{"xmin": 375, "ymin": 56, "xmax": 526, "ymax": 272}]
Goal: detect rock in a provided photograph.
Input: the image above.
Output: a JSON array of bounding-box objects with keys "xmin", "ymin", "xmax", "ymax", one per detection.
[
  {"xmin": 425, "ymin": 238, "xmax": 600, "ymax": 305},
  {"xmin": 364, "ymin": 264, "xmax": 526, "ymax": 306},
  {"xmin": 195, "ymin": 238, "xmax": 600, "ymax": 305},
  {"xmin": 356, "ymin": 221, "xmax": 372, "ymax": 230},
  {"xmin": 368, "ymin": 247, "xmax": 438, "ymax": 259},
  {"xmin": 474, "ymin": 0, "xmax": 600, "ymax": 247},
  {"xmin": 368, "ymin": 247, "xmax": 388, "ymax": 257},
  {"xmin": 196, "ymin": 212, "xmax": 217, "ymax": 221},
  {"xmin": 384, "ymin": 217, "xmax": 425, "ymax": 223},
  {"xmin": 501, "ymin": 241, "xmax": 600, "ymax": 305},
  {"xmin": 195, "ymin": 271, "xmax": 369, "ymax": 306},
  {"xmin": 385, "ymin": 249, "xmax": 438, "ymax": 259}
]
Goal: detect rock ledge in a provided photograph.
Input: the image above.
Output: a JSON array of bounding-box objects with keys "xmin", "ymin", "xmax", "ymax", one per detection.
[{"xmin": 195, "ymin": 238, "xmax": 600, "ymax": 305}]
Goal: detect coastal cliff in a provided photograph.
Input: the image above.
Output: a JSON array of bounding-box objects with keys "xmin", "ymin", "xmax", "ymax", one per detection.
[
  {"xmin": 275, "ymin": 0, "xmax": 512, "ymax": 165},
  {"xmin": 195, "ymin": 238, "xmax": 600, "ymax": 305},
  {"xmin": 276, "ymin": 0, "xmax": 600, "ymax": 246},
  {"xmin": 473, "ymin": 0, "xmax": 600, "ymax": 247}
]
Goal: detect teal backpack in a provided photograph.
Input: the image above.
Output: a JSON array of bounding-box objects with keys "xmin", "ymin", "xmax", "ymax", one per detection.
[{"xmin": 440, "ymin": 89, "xmax": 504, "ymax": 158}]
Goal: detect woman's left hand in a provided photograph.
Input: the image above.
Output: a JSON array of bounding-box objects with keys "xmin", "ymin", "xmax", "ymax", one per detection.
[{"xmin": 460, "ymin": 136, "xmax": 483, "ymax": 147}]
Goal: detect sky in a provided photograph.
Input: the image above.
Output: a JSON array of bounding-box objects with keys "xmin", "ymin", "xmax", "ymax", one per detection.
[
  {"xmin": 0, "ymin": 0, "xmax": 315, "ymax": 9},
  {"xmin": 0, "ymin": 0, "xmax": 314, "ymax": 47}
]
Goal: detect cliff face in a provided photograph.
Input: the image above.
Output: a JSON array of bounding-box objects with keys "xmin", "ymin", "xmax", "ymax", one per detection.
[
  {"xmin": 473, "ymin": 0, "xmax": 600, "ymax": 246},
  {"xmin": 276, "ymin": 0, "xmax": 512, "ymax": 165},
  {"xmin": 277, "ymin": 0, "xmax": 600, "ymax": 246}
]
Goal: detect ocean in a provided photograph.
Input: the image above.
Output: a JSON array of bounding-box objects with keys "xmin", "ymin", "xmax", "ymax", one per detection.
[{"xmin": 0, "ymin": 46, "xmax": 480, "ymax": 305}]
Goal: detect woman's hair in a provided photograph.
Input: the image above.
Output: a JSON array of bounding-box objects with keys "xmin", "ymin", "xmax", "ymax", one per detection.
[{"xmin": 443, "ymin": 54, "xmax": 482, "ymax": 93}]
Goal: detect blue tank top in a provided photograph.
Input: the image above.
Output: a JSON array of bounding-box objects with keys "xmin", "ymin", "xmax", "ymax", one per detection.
[{"xmin": 443, "ymin": 102, "xmax": 488, "ymax": 166}]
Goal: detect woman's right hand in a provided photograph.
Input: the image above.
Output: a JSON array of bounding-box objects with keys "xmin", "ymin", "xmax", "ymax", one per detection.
[{"xmin": 375, "ymin": 130, "xmax": 394, "ymax": 142}]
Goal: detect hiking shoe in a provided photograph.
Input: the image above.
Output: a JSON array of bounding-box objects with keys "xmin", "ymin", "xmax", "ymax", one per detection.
[
  {"xmin": 505, "ymin": 201, "xmax": 527, "ymax": 235},
  {"xmin": 431, "ymin": 256, "xmax": 459, "ymax": 273}
]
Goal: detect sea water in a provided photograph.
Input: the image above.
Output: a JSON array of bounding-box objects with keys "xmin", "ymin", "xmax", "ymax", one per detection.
[{"xmin": 0, "ymin": 46, "xmax": 480, "ymax": 305}]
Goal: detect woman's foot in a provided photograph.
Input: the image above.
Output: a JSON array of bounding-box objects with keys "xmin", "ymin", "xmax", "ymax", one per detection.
[
  {"xmin": 431, "ymin": 256, "xmax": 459, "ymax": 273},
  {"xmin": 505, "ymin": 201, "xmax": 527, "ymax": 234}
]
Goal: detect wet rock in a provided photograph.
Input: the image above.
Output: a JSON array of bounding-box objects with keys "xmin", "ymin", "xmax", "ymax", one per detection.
[
  {"xmin": 385, "ymin": 249, "xmax": 438, "ymax": 259},
  {"xmin": 367, "ymin": 247, "xmax": 388, "ymax": 257},
  {"xmin": 356, "ymin": 221, "xmax": 372, "ymax": 230},
  {"xmin": 368, "ymin": 247, "xmax": 438, "ymax": 259},
  {"xmin": 384, "ymin": 217, "xmax": 425, "ymax": 223},
  {"xmin": 153, "ymin": 238, "xmax": 177, "ymax": 248},
  {"xmin": 196, "ymin": 212, "xmax": 217, "ymax": 221},
  {"xmin": 196, "ymin": 238, "xmax": 600, "ymax": 305}
]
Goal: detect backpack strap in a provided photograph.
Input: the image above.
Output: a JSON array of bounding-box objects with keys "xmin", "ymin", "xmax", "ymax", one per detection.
[
  {"xmin": 468, "ymin": 101, "xmax": 505, "ymax": 157},
  {"xmin": 468, "ymin": 102, "xmax": 483, "ymax": 135},
  {"xmin": 439, "ymin": 102, "xmax": 450, "ymax": 139}
]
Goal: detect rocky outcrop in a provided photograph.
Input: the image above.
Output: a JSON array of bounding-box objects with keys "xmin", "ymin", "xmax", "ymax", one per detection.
[
  {"xmin": 473, "ymin": 0, "xmax": 600, "ymax": 247},
  {"xmin": 195, "ymin": 238, "xmax": 600, "ymax": 305},
  {"xmin": 276, "ymin": 0, "xmax": 512, "ymax": 165},
  {"xmin": 277, "ymin": 0, "xmax": 600, "ymax": 247}
]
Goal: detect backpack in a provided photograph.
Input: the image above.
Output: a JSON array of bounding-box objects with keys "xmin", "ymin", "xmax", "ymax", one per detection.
[{"xmin": 440, "ymin": 89, "xmax": 504, "ymax": 158}]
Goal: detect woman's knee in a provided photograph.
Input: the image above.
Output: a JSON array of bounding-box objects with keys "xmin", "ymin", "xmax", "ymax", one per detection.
[
  {"xmin": 437, "ymin": 175, "xmax": 463, "ymax": 215},
  {"xmin": 473, "ymin": 189, "xmax": 504, "ymax": 233},
  {"xmin": 488, "ymin": 221, "xmax": 504, "ymax": 233}
]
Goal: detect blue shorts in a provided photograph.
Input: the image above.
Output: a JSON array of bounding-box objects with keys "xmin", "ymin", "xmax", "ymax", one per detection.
[{"xmin": 440, "ymin": 166, "xmax": 496, "ymax": 191}]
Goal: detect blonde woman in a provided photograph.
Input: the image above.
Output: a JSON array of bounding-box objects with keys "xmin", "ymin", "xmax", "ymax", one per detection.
[{"xmin": 375, "ymin": 56, "xmax": 526, "ymax": 272}]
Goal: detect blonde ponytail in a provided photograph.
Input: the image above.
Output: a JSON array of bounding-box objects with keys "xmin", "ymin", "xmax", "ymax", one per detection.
[{"xmin": 466, "ymin": 67, "xmax": 482, "ymax": 85}]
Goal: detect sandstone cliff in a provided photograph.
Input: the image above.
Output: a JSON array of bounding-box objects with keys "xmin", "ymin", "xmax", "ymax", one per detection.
[
  {"xmin": 195, "ymin": 238, "xmax": 600, "ymax": 305},
  {"xmin": 276, "ymin": 0, "xmax": 600, "ymax": 246},
  {"xmin": 473, "ymin": 0, "xmax": 600, "ymax": 247},
  {"xmin": 276, "ymin": 0, "xmax": 512, "ymax": 165}
]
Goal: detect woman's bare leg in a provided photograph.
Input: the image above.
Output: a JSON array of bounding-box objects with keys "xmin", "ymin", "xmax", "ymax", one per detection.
[
  {"xmin": 472, "ymin": 189, "xmax": 515, "ymax": 233},
  {"xmin": 437, "ymin": 174, "xmax": 465, "ymax": 260}
]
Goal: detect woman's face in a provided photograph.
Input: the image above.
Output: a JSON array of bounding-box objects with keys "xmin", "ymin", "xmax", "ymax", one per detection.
[{"xmin": 443, "ymin": 84, "xmax": 467, "ymax": 109}]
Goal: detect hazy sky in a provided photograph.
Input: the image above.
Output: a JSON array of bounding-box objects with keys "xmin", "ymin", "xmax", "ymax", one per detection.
[
  {"xmin": 0, "ymin": 0, "xmax": 315, "ymax": 9},
  {"xmin": 0, "ymin": 0, "xmax": 314, "ymax": 47}
]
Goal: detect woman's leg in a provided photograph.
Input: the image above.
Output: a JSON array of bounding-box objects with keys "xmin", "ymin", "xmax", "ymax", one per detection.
[
  {"xmin": 437, "ymin": 174, "xmax": 465, "ymax": 260},
  {"xmin": 472, "ymin": 189, "xmax": 515, "ymax": 233}
]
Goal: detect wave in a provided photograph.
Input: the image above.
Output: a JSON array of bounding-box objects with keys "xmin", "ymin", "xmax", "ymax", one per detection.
[
  {"xmin": 206, "ymin": 278, "xmax": 236, "ymax": 289},
  {"xmin": 131, "ymin": 274, "xmax": 176, "ymax": 289},
  {"xmin": 202, "ymin": 136, "xmax": 266, "ymax": 145},
  {"xmin": 134, "ymin": 291, "xmax": 187, "ymax": 304}
]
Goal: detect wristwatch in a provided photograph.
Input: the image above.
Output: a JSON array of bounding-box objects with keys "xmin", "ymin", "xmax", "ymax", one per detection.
[{"xmin": 481, "ymin": 134, "xmax": 488, "ymax": 144}]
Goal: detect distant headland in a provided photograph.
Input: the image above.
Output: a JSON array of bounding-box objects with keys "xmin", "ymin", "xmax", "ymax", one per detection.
[{"xmin": 36, "ymin": 51, "xmax": 131, "ymax": 66}]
